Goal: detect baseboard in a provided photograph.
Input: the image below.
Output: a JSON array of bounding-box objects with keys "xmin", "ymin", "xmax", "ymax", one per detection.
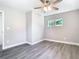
[
  {"xmin": 3, "ymin": 40, "xmax": 43, "ymax": 50},
  {"xmin": 26, "ymin": 40, "xmax": 43, "ymax": 45},
  {"xmin": 31, "ymin": 40, "xmax": 43, "ymax": 45},
  {"xmin": 3, "ymin": 39, "xmax": 79, "ymax": 50},
  {"xmin": 3, "ymin": 41, "xmax": 27, "ymax": 50},
  {"xmin": 44, "ymin": 39, "xmax": 79, "ymax": 46},
  {"xmin": 26, "ymin": 41, "xmax": 32, "ymax": 45}
]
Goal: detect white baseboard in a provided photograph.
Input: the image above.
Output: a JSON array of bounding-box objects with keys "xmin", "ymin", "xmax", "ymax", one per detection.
[
  {"xmin": 3, "ymin": 39, "xmax": 79, "ymax": 50},
  {"xmin": 26, "ymin": 41, "xmax": 32, "ymax": 45},
  {"xmin": 44, "ymin": 39, "xmax": 79, "ymax": 46},
  {"xmin": 31, "ymin": 40, "xmax": 43, "ymax": 45},
  {"xmin": 3, "ymin": 41, "xmax": 27, "ymax": 50},
  {"xmin": 3, "ymin": 40, "xmax": 43, "ymax": 50},
  {"xmin": 26, "ymin": 40, "xmax": 43, "ymax": 45}
]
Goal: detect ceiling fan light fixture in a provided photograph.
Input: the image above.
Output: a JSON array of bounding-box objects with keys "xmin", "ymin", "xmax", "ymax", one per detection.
[
  {"xmin": 43, "ymin": 6, "xmax": 52, "ymax": 12},
  {"xmin": 43, "ymin": 6, "xmax": 48, "ymax": 12},
  {"xmin": 48, "ymin": 6, "xmax": 52, "ymax": 11},
  {"xmin": 34, "ymin": 0, "xmax": 63, "ymax": 12}
]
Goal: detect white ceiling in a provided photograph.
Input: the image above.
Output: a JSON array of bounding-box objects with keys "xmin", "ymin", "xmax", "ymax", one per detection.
[
  {"xmin": 0, "ymin": 0, "xmax": 79, "ymax": 13},
  {"xmin": 0, "ymin": 0, "xmax": 42, "ymax": 12}
]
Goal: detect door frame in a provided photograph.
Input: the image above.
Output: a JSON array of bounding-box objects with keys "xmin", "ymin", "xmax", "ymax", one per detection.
[{"xmin": 0, "ymin": 10, "xmax": 4, "ymax": 49}]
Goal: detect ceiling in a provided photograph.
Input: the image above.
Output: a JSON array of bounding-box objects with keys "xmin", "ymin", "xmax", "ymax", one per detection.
[
  {"xmin": 0, "ymin": 0, "xmax": 79, "ymax": 14},
  {"xmin": 0, "ymin": 0, "xmax": 42, "ymax": 12}
]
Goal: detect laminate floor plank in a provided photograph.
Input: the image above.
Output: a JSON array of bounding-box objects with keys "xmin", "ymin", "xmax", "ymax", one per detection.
[{"xmin": 0, "ymin": 41, "xmax": 79, "ymax": 59}]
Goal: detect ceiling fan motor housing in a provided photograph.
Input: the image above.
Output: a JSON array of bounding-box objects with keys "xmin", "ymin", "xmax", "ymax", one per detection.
[{"xmin": 40, "ymin": 0, "xmax": 50, "ymax": 3}]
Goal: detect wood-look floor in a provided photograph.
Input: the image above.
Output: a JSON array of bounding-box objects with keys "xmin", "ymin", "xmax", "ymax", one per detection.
[
  {"xmin": 0, "ymin": 45, "xmax": 2, "ymax": 52},
  {"xmin": 0, "ymin": 41, "xmax": 79, "ymax": 59}
]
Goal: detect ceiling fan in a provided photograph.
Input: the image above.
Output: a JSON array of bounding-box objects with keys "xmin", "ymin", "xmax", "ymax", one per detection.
[{"xmin": 34, "ymin": 0, "xmax": 63, "ymax": 12}]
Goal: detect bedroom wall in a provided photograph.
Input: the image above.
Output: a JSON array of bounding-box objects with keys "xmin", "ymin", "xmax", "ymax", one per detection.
[
  {"xmin": 0, "ymin": 6, "xmax": 27, "ymax": 49},
  {"xmin": 44, "ymin": 10, "xmax": 79, "ymax": 44}
]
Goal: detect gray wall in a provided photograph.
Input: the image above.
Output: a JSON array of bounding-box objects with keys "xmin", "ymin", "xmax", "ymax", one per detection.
[
  {"xmin": 44, "ymin": 10, "xmax": 79, "ymax": 43},
  {"xmin": 0, "ymin": 6, "xmax": 27, "ymax": 49}
]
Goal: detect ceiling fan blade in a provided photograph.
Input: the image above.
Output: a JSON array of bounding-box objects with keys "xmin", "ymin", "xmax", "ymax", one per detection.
[
  {"xmin": 53, "ymin": 7, "xmax": 59, "ymax": 10},
  {"xmin": 34, "ymin": 7, "xmax": 42, "ymax": 9},
  {"xmin": 40, "ymin": 0, "xmax": 45, "ymax": 3},
  {"xmin": 53, "ymin": 0, "xmax": 63, "ymax": 4}
]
